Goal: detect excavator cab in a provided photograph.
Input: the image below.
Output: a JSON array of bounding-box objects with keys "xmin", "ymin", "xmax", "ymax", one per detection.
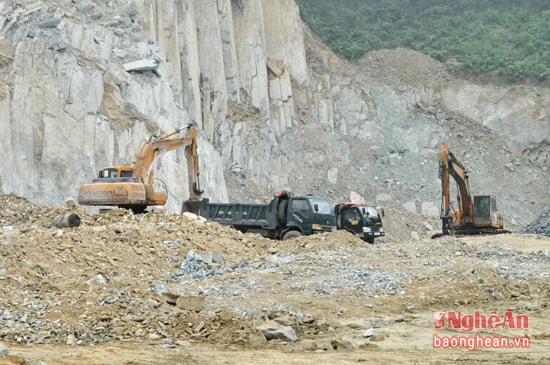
[
  {"xmin": 98, "ymin": 166, "xmax": 134, "ymax": 179},
  {"xmin": 100, "ymin": 168, "xmax": 118, "ymax": 178},
  {"xmin": 93, "ymin": 166, "xmax": 135, "ymax": 183},
  {"xmin": 473, "ymin": 195, "xmax": 503, "ymax": 228}
]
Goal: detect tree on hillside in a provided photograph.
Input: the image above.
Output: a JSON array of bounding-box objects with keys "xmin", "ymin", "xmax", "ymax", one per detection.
[{"xmin": 295, "ymin": 0, "xmax": 550, "ymax": 81}]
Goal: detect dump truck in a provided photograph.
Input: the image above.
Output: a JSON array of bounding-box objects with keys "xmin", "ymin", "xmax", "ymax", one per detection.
[
  {"xmin": 334, "ymin": 201, "xmax": 385, "ymax": 243},
  {"xmin": 78, "ymin": 124, "xmax": 203, "ymax": 213},
  {"xmin": 434, "ymin": 143, "xmax": 509, "ymax": 237},
  {"xmin": 199, "ymin": 190, "xmax": 336, "ymax": 240}
]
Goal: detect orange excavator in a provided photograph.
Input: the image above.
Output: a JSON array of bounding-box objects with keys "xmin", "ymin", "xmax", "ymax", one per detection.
[
  {"xmin": 435, "ymin": 143, "xmax": 508, "ymax": 237},
  {"xmin": 78, "ymin": 124, "xmax": 203, "ymax": 213}
]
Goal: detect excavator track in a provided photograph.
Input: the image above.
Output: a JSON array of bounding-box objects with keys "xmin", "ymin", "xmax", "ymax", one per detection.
[{"xmin": 431, "ymin": 229, "xmax": 511, "ymax": 239}]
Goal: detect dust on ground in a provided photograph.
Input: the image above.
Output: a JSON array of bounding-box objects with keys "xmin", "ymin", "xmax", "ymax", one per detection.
[{"xmin": 0, "ymin": 193, "xmax": 549, "ymax": 365}]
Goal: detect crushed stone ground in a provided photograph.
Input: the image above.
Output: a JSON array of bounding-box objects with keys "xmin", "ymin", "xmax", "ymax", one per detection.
[{"xmin": 0, "ymin": 194, "xmax": 549, "ymax": 364}]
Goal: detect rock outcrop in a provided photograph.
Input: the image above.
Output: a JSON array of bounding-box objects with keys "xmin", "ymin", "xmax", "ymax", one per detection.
[{"xmin": 0, "ymin": 0, "xmax": 548, "ymax": 229}]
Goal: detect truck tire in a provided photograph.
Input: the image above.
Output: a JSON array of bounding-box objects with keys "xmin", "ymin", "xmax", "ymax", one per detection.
[
  {"xmin": 364, "ymin": 237, "xmax": 375, "ymax": 244},
  {"xmin": 282, "ymin": 230, "xmax": 302, "ymax": 241},
  {"xmin": 277, "ymin": 199, "xmax": 288, "ymax": 222}
]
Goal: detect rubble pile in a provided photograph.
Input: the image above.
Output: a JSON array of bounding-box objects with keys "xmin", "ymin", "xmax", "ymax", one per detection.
[
  {"xmin": 0, "ymin": 193, "xmax": 549, "ymax": 357},
  {"xmin": 520, "ymin": 206, "xmax": 550, "ymax": 237}
]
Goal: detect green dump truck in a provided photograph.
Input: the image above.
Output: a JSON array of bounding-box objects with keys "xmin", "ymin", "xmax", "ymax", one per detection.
[
  {"xmin": 199, "ymin": 190, "xmax": 336, "ymax": 240},
  {"xmin": 334, "ymin": 201, "xmax": 385, "ymax": 243}
]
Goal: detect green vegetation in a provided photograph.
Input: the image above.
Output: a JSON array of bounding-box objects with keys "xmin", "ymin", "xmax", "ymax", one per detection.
[{"xmin": 295, "ymin": 0, "xmax": 549, "ymax": 82}]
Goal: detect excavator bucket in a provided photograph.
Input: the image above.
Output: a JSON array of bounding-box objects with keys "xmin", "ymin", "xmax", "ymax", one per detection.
[
  {"xmin": 182, "ymin": 199, "xmax": 203, "ymax": 215},
  {"xmin": 181, "ymin": 182, "xmax": 204, "ymax": 215}
]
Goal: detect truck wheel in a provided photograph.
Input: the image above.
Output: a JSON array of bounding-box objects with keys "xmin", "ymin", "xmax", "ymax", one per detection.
[
  {"xmin": 282, "ymin": 230, "xmax": 302, "ymax": 241},
  {"xmin": 278, "ymin": 199, "xmax": 288, "ymax": 222},
  {"xmin": 364, "ymin": 237, "xmax": 375, "ymax": 244}
]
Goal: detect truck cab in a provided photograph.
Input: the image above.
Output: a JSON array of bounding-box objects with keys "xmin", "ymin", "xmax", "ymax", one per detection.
[
  {"xmin": 335, "ymin": 202, "xmax": 385, "ymax": 243},
  {"xmin": 279, "ymin": 194, "xmax": 336, "ymax": 240}
]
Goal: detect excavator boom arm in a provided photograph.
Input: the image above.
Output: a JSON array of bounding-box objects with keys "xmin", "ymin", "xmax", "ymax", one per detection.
[
  {"xmin": 132, "ymin": 125, "xmax": 197, "ymax": 184},
  {"xmin": 439, "ymin": 144, "xmax": 473, "ymax": 220}
]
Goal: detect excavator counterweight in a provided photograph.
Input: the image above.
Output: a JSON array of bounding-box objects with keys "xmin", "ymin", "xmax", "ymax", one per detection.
[{"xmin": 78, "ymin": 124, "xmax": 203, "ymax": 214}]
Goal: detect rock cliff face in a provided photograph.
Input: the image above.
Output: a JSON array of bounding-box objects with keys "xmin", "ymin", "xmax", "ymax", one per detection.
[{"xmin": 0, "ymin": 0, "xmax": 548, "ymax": 229}]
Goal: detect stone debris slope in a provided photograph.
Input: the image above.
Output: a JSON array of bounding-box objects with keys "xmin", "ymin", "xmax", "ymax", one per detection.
[
  {"xmin": 0, "ymin": 193, "xmax": 549, "ymax": 355},
  {"xmin": 520, "ymin": 206, "xmax": 550, "ymax": 237}
]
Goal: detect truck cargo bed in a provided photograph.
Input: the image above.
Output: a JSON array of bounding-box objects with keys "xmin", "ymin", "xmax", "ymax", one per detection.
[{"xmin": 199, "ymin": 199, "xmax": 277, "ymax": 229}]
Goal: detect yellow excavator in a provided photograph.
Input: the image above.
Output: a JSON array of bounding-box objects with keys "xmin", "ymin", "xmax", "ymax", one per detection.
[
  {"xmin": 434, "ymin": 143, "xmax": 509, "ymax": 238},
  {"xmin": 78, "ymin": 124, "xmax": 203, "ymax": 213}
]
